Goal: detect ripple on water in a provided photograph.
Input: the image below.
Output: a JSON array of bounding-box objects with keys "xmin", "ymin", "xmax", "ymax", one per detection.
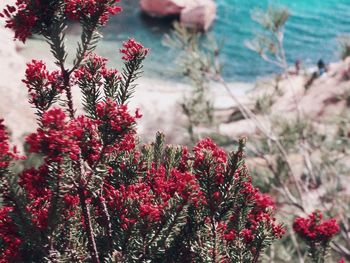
[{"xmin": 96, "ymin": 0, "xmax": 350, "ymax": 82}]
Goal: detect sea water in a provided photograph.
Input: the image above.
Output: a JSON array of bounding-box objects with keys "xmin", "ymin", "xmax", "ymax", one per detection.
[{"xmin": 93, "ymin": 0, "xmax": 350, "ymax": 82}]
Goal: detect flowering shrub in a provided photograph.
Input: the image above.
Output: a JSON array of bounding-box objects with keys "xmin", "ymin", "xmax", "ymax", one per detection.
[
  {"xmin": 0, "ymin": 0, "xmax": 122, "ymax": 42},
  {"xmin": 294, "ymin": 211, "xmax": 340, "ymax": 263},
  {"xmin": 0, "ymin": 1, "xmax": 312, "ymax": 262}
]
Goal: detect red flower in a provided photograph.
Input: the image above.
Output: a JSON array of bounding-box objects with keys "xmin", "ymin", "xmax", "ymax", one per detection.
[
  {"xmin": 0, "ymin": 120, "xmax": 17, "ymax": 169},
  {"xmin": 193, "ymin": 138, "xmax": 227, "ymax": 169},
  {"xmin": 23, "ymin": 60, "xmax": 63, "ymax": 109},
  {"xmin": 19, "ymin": 165, "xmax": 51, "ymax": 200},
  {"xmin": 74, "ymin": 53, "xmax": 108, "ymax": 81},
  {"xmin": 223, "ymin": 230, "xmax": 236, "ymax": 242},
  {"xmin": 1, "ymin": 0, "xmax": 122, "ymax": 42},
  {"xmin": 65, "ymin": 0, "xmax": 122, "ymax": 25},
  {"xmin": 26, "ymin": 108, "xmax": 81, "ymax": 162},
  {"xmin": 0, "ymin": 206, "xmax": 22, "ymax": 262},
  {"xmin": 293, "ymin": 211, "xmax": 340, "ymax": 242},
  {"xmin": 72, "ymin": 116, "xmax": 102, "ymax": 166},
  {"xmin": 120, "ymin": 38, "xmax": 149, "ymax": 61},
  {"xmin": 139, "ymin": 203, "xmax": 162, "ymax": 222},
  {"xmin": 254, "ymin": 192, "xmax": 275, "ymax": 210},
  {"xmin": 96, "ymin": 99, "xmax": 139, "ymax": 146},
  {"xmin": 1, "ymin": 2, "xmax": 37, "ymax": 42},
  {"xmin": 241, "ymin": 229, "xmax": 254, "ymax": 243}
]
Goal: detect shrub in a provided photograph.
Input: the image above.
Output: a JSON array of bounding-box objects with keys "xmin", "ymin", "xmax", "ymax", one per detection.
[
  {"xmin": 294, "ymin": 211, "xmax": 340, "ymax": 263},
  {"xmin": 0, "ymin": 1, "xmax": 341, "ymax": 263}
]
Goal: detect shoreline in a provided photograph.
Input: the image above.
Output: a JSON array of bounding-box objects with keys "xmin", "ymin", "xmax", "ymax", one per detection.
[
  {"xmin": 1, "ymin": 14, "xmax": 349, "ymax": 148},
  {"xmin": 0, "ymin": 25, "xmax": 254, "ymax": 147}
]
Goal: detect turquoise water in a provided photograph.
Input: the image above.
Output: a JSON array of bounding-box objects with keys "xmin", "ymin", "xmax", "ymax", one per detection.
[{"xmin": 96, "ymin": 0, "xmax": 350, "ymax": 82}]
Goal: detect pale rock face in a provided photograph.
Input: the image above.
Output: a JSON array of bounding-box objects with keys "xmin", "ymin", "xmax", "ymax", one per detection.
[
  {"xmin": 139, "ymin": 0, "xmax": 216, "ymax": 31},
  {"xmin": 139, "ymin": 0, "xmax": 185, "ymax": 17},
  {"xmin": 180, "ymin": 0, "xmax": 216, "ymax": 31}
]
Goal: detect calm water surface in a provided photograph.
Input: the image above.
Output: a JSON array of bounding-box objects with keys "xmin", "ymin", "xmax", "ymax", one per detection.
[{"xmin": 90, "ymin": 0, "xmax": 350, "ymax": 81}]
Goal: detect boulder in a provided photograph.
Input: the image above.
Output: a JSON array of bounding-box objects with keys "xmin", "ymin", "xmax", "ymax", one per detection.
[
  {"xmin": 139, "ymin": 0, "xmax": 216, "ymax": 31},
  {"xmin": 139, "ymin": 0, "xmax": 186, "ymax": 17},
  {"xmin": 180, "ymin": 0, "xmax": 216, "ymax": 31}
]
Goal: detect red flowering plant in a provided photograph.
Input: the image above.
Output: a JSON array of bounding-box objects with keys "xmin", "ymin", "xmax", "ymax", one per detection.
[
  {"xmin": 1, "ymin": 1, "xmax": 283, "ymax": 262},
  {"xmin": 294, "ymin": 211, "xmax": 340, "ymax": 263}
]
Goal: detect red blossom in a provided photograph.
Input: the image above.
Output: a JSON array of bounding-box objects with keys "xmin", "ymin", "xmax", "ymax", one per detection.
[
  {"xmin": 0, "ymin": 206, "xmax": 22, "ymax": 262},
  {"xmin": 254, "ymin": 192, "xmax": 275, "ymax": 210},
  {"xmin": 120, "ymin": 38, "xmax": 149, "ymax": 61},
  {"xmin": 18, "ymin": 165, "xmax": 51, "ymax": 200},
  {"xmin": 72, "ymin": 116, "xmax": 102, "ymax": 166},
  {"xmin": 22, "ymin": 60, "xmax": 63, "ymax": 110},
  {"xmin": 26, "ymin": 108, "xmax": 81, "ymax": 162},
  {"xmin": 293, "ymin": 211, "xmax": 340, "ymax": 242},
  {"xmin": 96, "ymin": 99, "xmax": 139, "ymax": 145},
  {"xmin": 193, "ymin": 138, "xmax": 227, "ymax": 171},
  {"xmin": 241, "ymin": 228, "xmax": 254, "ymax": 243},
  {"xmin": 63, "ymin": 194, "xmax": 80, "ymax": 219},
  {"xmin": 1, "ymin": 0, "xmax": 61, "ymax": 42},
  {"xmin": 103, "ymin": 165, "xmax": 203, "ymax": 228},
  {"xmin": 240, "ymin": 181, "xmax": 257, "ymax": 200},
  {"xmin": 1, "ymin": 0, "xmax": 122, "ymax": 42},
  {"xmin": 65, "ymin": 0, "xmax": 122, "ymax": 25},
  {"xmin": 1, "ymin": 2, "xmax": 37, "ymax": 42},
  {"xmin": 223, "ymin": 230, "xmax": 236, "ymax": 242},
  {"xmin": 0, "ymin": 120, "xmax": 17, "ymax": 169},
  {"xmin": 139, "ymin": 203, "xmax": 163, "ymax": 222},
  {"xmin": 74, "ymin": 53, "xmax": 108, "ymax": 81},
  {"xmin": 26, "ymin": 196, "xmax": 50, "ymax": 230},
  {"xmin": 193, "ymin": 138, "xmax": 227, "ymax": 190}
]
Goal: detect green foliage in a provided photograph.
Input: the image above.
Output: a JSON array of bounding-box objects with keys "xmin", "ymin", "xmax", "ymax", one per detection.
[
  {"xmin": 255, "ymin": 93, "xmax": 275, "ymax": 114},
  {"xmin": 246, "ymin": 5, "xmax": 290, "ymax": 69},
  {"xmin": 164, "ymin": 22, "xmax": 220, "ymax": 142},
  {"xmin": 118, "ymin": 54, "xmax": 145, "ymax": 105},
  {"xmin": 338, "ymin": 35, "xmax": 350, "ymax": 60}
]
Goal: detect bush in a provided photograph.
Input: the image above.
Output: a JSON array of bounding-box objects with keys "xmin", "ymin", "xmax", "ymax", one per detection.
[{"xmin": 0, "ymin": 1, "xmax": 341, "ymax": 262}]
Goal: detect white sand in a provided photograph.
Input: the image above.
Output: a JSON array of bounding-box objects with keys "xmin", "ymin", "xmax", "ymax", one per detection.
[{"xmin": 0, "ymin": 18, "xmax": 252, "ymax": 147}]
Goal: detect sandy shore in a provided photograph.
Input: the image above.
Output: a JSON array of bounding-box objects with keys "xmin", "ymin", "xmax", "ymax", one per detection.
[
  {"xmin": 0, "ymin": 21, "xmax": 252, "ymax": 148},
  {"xmin": 1, "ymin": 1, "xmax": 348, "ymax": 150}
]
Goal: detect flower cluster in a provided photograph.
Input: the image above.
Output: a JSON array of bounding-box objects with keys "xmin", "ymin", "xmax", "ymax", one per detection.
[
  {"xmin": 219, "ymin": 190, "xmax": 285, "ymax": 244},
  {"xmin": 74, "ymin": 53, "xmax": 120, "ymax": 99},
  {"xmin": 26, "ymin": 108, "xmax": 81, "ymax": 162},
  {"xmin": 0, "ymin": 3, "xmax": 287, "ymax": 261},
  {"xmin": 0, "ymin": 206, "xmax": 21, "ymax": 262},
  {"xmin": 18, "ymin": 163, "xmax": 79, "ymax": 232},
  {"xmin": 0, "ymin": 120, "xmax": 15, "ymax": 170},
  {"xmin": 193, "ymin": 137, "xmax": 227, "ymax": 184},
  {"xmin": 96, "ymin": 99, "xmax": 139, "ymax": 146},
  {"xmin": 293, "ymin": 211, "xmax": 340, "ymax": 242},
  {"xmin": 73, "ymin": 116, "xmax": 102, "ymax": 166},
  {"xmin": 23, "ymin": 60, "xmax": 61, "ymax": 86},
  {"xmin": 65, "ymin": 0, "xmax": 122, "ymax": 25},
  {"xmin": 22, "ymin": 60, "xmax": 63, "ymax": 111},
  {"xmin": 18, "ymin": 165, "xmax": 51, "ymax": 200},
  {"xmin": 1, "ymin": 0, "xmax": 122, "ymax": 42},
  {"xmin": 192, "ymin": 138, "xmax": 284, "ymax": 254},
  {"xmin": 103, "ymin": 163, "xmax": 203, "ymax": 230},
  {"xmin": 74, "ymin": 54, "xmax": 109, "ymax": 80},
  {"xmin": 244, "ymin": 191, "xmax": 285, "ymax": 240},
  {"xmin": 120, "ymin": 38, "xmax": 150, "ymax": 61},
  {"xmin": 1, "ymin": 2, "xmax": 39, "ymax": 42}
]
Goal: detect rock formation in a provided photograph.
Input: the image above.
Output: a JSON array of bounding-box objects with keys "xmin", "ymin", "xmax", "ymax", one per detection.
[{"xmin": 139, "ymin": 0, "xmax": 216, "ymax": 31}]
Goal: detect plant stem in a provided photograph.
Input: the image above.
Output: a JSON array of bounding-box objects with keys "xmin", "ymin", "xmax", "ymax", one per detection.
[
  {"xmin": 78, "ymin": 183, "xmax": 100, "ymax": 263},
  {"xmin": 63, "ymin": 70, "xmax": 75, "ymax": 119},
  {"xmin": 210, "ymin": 217, "xmax": 217, "ymax": 262},
  {"xmin": 98, "ymin": 194, "xmax": 114, "ymax": 253}
]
